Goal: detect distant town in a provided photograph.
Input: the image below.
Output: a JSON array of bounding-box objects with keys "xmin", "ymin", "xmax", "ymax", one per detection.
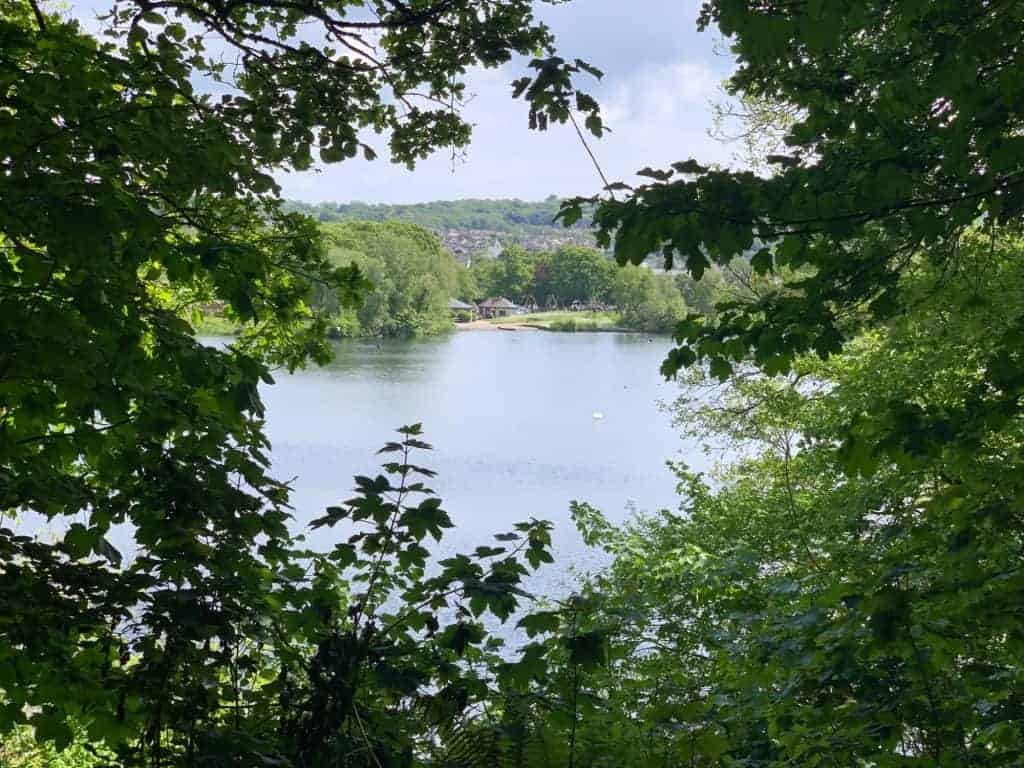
[{"xmin": 283, "ymin": 197, "xmax": 600, "ymax": 262}]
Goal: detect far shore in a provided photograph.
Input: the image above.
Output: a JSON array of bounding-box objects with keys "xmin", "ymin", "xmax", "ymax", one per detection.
[
  {"xmin": 456, "ymin": 319, "xmax": 540, "ymax": 331},
  {"xmin": 193, "ymin": 308, "xmax": 657, "ymax": 338},
  {"xmin": 455, "ymin": 309, "xmax": 630, "ymax": 333}
]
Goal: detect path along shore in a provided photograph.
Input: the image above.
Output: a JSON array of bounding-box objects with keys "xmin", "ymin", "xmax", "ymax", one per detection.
[{"xmin": 456, "ymin": 319, "xmax": 541, "ymax": 331}]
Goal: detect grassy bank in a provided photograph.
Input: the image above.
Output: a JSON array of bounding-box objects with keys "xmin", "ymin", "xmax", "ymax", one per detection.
[
  {"xmin": 485, "ymin": 310, "xmax": 623, "ymax": 331},
  {"xmin": 188, "ymin": 312, "xmax": 456, "ymax": 339},
  {"xmin": 191, "ymin": 309, "xmax": 633, "ymax": 337}
]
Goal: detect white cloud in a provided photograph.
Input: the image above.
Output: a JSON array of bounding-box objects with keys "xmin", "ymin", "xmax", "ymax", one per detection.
[
  {"xmin": 592, "ymin": 60, "xmax": 731, "ymax": 185},
  {"xmin": 603, "ymin": 62, "xmax": 722, "ymax": 125},
  {"xmin": 65, "ymin": 0, "xmax": 741, "ymax": 202},
  {"xmin": 277, "ymin": 56, "xmax": 736, "ymax": 203}
]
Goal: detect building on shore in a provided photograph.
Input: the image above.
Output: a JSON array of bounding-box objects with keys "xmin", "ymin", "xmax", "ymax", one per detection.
[
  {"xmin": 447, "ymin": 298, "xmax": 477, "ymax": 321},
  {"xmin": 477, "ymin": 297, "xmax": 521, "ymax": 319}
]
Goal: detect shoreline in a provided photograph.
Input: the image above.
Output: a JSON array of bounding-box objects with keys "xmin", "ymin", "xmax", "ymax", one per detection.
[
  {"xmin": 455, "ymin": 321, "xmax": 642, "ymax": 334},
  {"xmin": 455, "ymin": 319, "xmax": 539, "ymax": 331}
]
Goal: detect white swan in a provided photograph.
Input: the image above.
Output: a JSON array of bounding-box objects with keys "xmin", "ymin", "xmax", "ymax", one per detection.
[{"xmin": 592, "ymin": 411, "xmax": 605, "ymax": 420}]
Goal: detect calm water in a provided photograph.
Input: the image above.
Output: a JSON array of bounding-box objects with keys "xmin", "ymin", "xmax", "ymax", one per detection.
[
  {"xmin": 17, "ymin": 331, "xmax": 705, "ymax": 596},
  {"xmin": 263, "ymin": 330, "xmax": 706, "ymax": 590}
]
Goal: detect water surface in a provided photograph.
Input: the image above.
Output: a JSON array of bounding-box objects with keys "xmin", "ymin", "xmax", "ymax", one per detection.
[{"xmin": 264, "ymin": 330, "xmax": 705, "ymax": 589}]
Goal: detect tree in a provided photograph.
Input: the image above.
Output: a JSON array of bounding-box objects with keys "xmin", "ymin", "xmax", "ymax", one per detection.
[
  {"xmin": 560, "ymin": 231, "xmax": 1024, "ymax": 767},
  {"xmin": 455, "ymin": 263, "xmax": 479, "ymax": 303},
  {"xmin": 318, "ymin": 221, "xmax": 458, "ymax": 336},
  {"xmin": 565, "ymin": 0, "xmax": 1024, "ymax": 388},
  {"xmin": 494, "ymin": 244, "xmax": 540, "ymax": 304},
  {"xmin": 608, "ymin": 263, "xmax": 654, "ymax": 312},
  {"xmin": 1, "ymin": 0, "xmax": 602, "ymax": 755},
  {"xmin": 608, "ymin": 265, "xmax": 687, "ymax": 333},
  {"xmin": 547, "ymin": 2, "xmax": 1024, "ymax": 763},
  {"xmin": 535, "ymin": 245, "xmax": 614, "ymax": 306},
  {"xmin": 467, "ymin": 255, "xmax": 503, "ymax": 301},
  {"xmin": 557, "ymin": 8, "xmax": 1024, "ymax": 706}
]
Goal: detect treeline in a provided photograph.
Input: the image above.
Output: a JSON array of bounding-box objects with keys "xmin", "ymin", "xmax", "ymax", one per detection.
[
  {"xmin": 461, "ymin": 244, "xmax": 736, "ymax": 333},
  {"xmin": 310, "ymin": 224, "xmax": 729, "ymax": 336},
  {"xmin": 284, "ymin": 197, "xmax": 591, "ymax": 233},
  {"xmin": 313, "ymin": 221, "xmax": 459, "ymax": 337}
]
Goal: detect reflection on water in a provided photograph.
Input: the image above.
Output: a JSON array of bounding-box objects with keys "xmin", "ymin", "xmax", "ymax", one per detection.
[
  {"xmin": 15, "ymin": 331, "xmax": 705, "ymax": 599},
  {"xmin": 263, "ymin": 331, "xmax": 706, "ymax": 591}
]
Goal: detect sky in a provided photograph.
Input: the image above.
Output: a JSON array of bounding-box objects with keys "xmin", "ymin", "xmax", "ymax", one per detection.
[
  {"xmin": 71, "ymin": 0, "xmax": 738, "ymax": 204},
  {"xmin": 286, "ymin": 0, "xmax": 739, "ymax": 204}
]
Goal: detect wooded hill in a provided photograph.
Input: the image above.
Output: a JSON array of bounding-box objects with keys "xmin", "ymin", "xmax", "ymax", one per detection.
[{"xmin": 284, "ymin": 198, "xmax": 598, "ymax": 261}]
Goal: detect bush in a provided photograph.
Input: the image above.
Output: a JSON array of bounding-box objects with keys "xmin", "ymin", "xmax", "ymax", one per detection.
[
  {"xmin": 0, "ymin": 723, "xmax": 115, "ymax": 768},
  {"xmin": 549, "ymin": 318, "xmax": 601, "ymax": 332},
  {"xmin": 326, "ymin": 309, "xmax": 361, "ymax": 338}
]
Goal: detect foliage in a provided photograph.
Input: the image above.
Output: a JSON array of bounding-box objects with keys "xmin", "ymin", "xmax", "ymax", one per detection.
[
  {"xmin": 493, "ymin": 245, "xmax": 541, "ymax": 305},
  {"xmin": 188, "ymin": 313, "xmax": 243, "ymax": 337},
  {"xmin": 1, "ymin": 0, "xmax": 603, "ymax": 759},
  {"xmin": 285, "ymin": 197, "xmax": 592, "ymax": 233},
  {"xmin": 456, "ymin": 263, "xmax": 481, "ymax": 304},
  {"xmin": 3, "ymin": 427, "xmax": 566, "ymax": 767},
  {"xmin": 534, "ymin": 246, "xmax": 616, "ymax": 307},
  {"xmin": 0, "ymin": 722, "xmax": 116, "ymax": 768},
  {"xmin": 547, "ymin": 318, "xmax": 599, "ymax": 332},
  {"xmin": 316, "ymin": 221, "xmax": 459, "ymax": 337},
  {"xmin": 710, "ymin": 92, "xmax": 799, "ymax": 175},
  {"xmin": 564, "ymin": 0, "xmax": 1024, "ymax": 384},
  {"xmin": 467, "ymin": 244, "xmax": 617, "ymax": 307},
  {"xmin": 465, "ymin": 247, "xmax": 689, "ymax": 331},
  {"xmin": 673, "ymin": 265, "xmax": 727, "ymax": 318},
  {"xmin": 563, "ymin": 230, "xmax": 1024, "ymax": 766},
  {"xmin": 11, "ymin": 0, "xmax": 1024, "ymax": 765},
  {"xmin": 464, "ymin": 257, "xmax": 503, "ymax": 302},
  {"xmin": 463, "ymin": 245, "xmax": 541, "ymax": 304},
  {"xmin": 610, "ymin": 266, "xmax": 687, "ymax": 334},
  {"xmin": 548, "ymin": 11, "xmax": 1024, "ymax": 761},
  {"xmin": 277, "ymin": 427, "xmax": 557, "ymax": 768}
]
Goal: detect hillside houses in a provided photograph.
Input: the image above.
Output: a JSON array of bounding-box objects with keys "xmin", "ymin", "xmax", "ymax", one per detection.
[{"xmin": 439, "ymin": 228, "xmax": 598, "ymax": 264}]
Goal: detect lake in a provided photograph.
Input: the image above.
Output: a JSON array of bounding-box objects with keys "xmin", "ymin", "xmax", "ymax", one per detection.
[
  {"xmin": 14, "ymin": 329, "xmax": 705, "ymax": 597},
  {"xmin": 262, "ymin": 329, "xmax": 706, "ymax": 592}
]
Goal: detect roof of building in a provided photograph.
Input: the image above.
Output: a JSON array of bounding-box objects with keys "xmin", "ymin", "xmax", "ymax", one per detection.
[
  {"xmin": 478, "ymin": 297, "xmax": 518, "ymax": 309},
  {"xmin": 447, "ymin": 298, "xmax": 476, "ymax": 310}
]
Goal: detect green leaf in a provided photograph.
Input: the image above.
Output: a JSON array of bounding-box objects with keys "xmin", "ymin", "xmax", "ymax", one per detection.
[
  {"xmin": 516, "ymin": 610, "xmax": 561, "ymax": 637},
  {"xmin": 32, "ymin": 712, "xmax": 73, "ymax": 751},
  {"xmin": 565, "ymin": 630, "xmax": 606, "ymax": 669},
  {"xmin": 440, "ymin": 622, "xmax": 484, "ymax": 656}
]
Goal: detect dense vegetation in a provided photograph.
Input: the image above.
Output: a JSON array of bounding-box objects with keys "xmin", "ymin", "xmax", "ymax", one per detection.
[
  {"xmin": 284, "ymin": 197, "xmax": 590, "ymax": 233},
  {"xmin": 314, "ymin": 221, "xmax": 459, "ymax": 337},
  {"xmin": 5, "ymin": 0, "xmax": 1024, "ymax": 767},
  {"xmin": 202, "ymin": 227, "xmax": 701, "ymax": 337},
  {"xmin": 566, "ymin": 231, "xmax": 1024, "ymax": 765},
  {"xmin": 0, "ymin": 0, "xmax": 601, "ymax": 764},
  {"xmin": 463, "ymin": 245, "xmax": 691, "ymax": 333}
]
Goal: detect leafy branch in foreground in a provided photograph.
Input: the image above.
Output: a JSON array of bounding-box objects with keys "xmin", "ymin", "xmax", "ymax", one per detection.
[
  {"xmin": 562, "ymin": 230, "xmax": 1024, "ymax": 766},
  {"xmin": 1, "ymin": 0, "xmax": 602, "ymax": 759},
  {"xmin": 561, "ymin": 0, "xmax": 1024, "ymax": 388},
  {"xmin": 3, "ymin": 426, "xmax": 565, "ymax": 767},
  {"xmin": 276, "ymin": 424, "xmax": 558, "ymax": 768}
]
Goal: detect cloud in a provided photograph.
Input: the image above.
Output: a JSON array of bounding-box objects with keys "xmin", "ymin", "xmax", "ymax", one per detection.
[
  {"xmin": 278, "ymin": 53, "xmax": 736, "ymax": 203},
  {"xmin": 66, "ymin": 0, "xmax": 742, "ymax": 202},
  {"xmin": 603, "ymin": 62, "xmax": 722, "ymax": 126},
  {"xmin": 591, "ymin": 60, "xmax": 730, "ymax": 183}
]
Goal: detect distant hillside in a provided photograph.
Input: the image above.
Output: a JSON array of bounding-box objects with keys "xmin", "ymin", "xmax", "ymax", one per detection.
[{"xmin": 283, "ymin": 198, "xmax": 598, "ymax": 262}]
